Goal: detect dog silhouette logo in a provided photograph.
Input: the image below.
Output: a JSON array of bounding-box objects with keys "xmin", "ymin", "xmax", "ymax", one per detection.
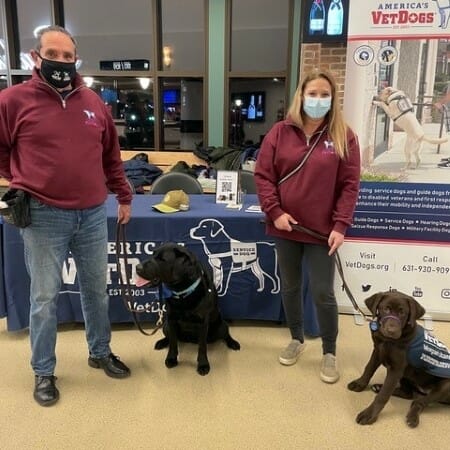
[
  {"xmin": 189, "ymin": 218, "xmax": 280, "ymax": 296},
  {"xmin": 83, "ymin": 110, "xmax": 99, "ymax": 127}
]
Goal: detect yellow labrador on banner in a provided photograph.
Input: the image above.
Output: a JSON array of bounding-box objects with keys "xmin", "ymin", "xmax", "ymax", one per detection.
[{"xmin": 373, "ymin": 87, "xmax": 448, "ymax": 169}]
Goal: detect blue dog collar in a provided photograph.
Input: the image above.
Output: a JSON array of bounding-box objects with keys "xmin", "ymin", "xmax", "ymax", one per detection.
[{"xmin": 171, "ymin": 277, "xmax": 201, "ymax": 299}]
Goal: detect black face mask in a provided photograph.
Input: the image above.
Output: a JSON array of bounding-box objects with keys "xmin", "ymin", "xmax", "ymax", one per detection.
[{"xmin": 37, "ymin": 53, "xmax": 76, "ymax": 89}]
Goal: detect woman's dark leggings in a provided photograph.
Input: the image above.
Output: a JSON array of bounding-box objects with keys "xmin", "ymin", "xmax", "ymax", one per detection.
[{"xmin": 275, "ymin": 237, "xmax": 338, "ymax": 355}]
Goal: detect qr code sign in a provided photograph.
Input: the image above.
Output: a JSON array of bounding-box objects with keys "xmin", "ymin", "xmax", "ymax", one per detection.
[{"xmin": 221, "ymin": 181, "xmax": 232, "ymax": 192}]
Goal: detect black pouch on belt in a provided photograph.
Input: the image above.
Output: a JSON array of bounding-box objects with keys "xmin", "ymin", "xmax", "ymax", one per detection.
[{"xmin": 0, "ymin": 189, "xmax": 31, "ymax": 228}]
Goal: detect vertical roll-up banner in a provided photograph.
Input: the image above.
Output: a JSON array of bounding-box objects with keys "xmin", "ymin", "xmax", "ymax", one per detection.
[{"xmin": 339, "ymin": 1, "xmax": 450, "ymax": 319}]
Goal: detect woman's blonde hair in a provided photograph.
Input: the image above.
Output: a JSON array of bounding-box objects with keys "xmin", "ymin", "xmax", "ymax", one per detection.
[{"xmin": 287, "ymin": 69, "xmax": 349, "ymax": 158}]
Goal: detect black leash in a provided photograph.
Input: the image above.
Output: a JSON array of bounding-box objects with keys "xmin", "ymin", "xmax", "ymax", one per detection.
[
  {"xmin": 115, "ymin": 223, "xmax": 164, "ymax": 336},
  {"xmin": 262, "ymin": 220, "xmax": 370, "ymax": 321}
]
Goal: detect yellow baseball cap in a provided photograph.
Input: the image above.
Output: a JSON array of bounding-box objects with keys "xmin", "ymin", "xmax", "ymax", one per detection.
[{"xmin": 152, "ymin": 190, "xmax": 190, "ymax": 213}]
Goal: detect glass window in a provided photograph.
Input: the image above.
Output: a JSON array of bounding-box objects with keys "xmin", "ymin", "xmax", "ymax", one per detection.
[
  {"xmin": 231, "ymin": 0, "xmax": 290, "ymax": 72},
  {"xmin": 161, "ymin": 77, "xmax": 203, "ymax": 150},
  {"xmin": 64, "ymin": 0, "xmax": 153, "ymax": 72},
  {"xmin": 17, "ymin": 0, "xmax": 52, "ymax": 70},
  {"xmin": 229, "ymin": 77, "xmax": 285, "ymax": 147},
  {"xmin": 0, "ymin": 75, "xmax": 8, "ymax": 90},
  {"xmin": 161, "ymin": 0, "xmax": 205, "ymax": 72},
  {"xmin": 12, "ymin": 75, "xmax": 31, "ymax": 85},
  {"xmin": 88, "ymin": 76, "xmax": 155, "ymax": 149}
]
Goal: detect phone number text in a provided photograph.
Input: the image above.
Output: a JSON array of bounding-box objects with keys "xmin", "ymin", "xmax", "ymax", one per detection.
[{"xmin": 401, "ymin": 265, "xmax": 450, "ymax": 274}]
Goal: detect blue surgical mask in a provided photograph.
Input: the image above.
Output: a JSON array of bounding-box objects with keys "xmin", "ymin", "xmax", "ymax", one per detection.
[{"xmin": 303, "ymin": 96, "xmax": 332, "ymax": 119}]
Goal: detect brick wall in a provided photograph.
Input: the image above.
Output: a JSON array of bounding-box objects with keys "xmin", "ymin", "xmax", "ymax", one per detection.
[{"xmin": 299, "ymin": 42, "xmax": 347, "ymax": 106}]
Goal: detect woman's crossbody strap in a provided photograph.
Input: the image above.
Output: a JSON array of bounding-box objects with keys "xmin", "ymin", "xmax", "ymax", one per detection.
[{"xmin": 277, "ymin": 128, "xmax": 326, "ymax": 186}]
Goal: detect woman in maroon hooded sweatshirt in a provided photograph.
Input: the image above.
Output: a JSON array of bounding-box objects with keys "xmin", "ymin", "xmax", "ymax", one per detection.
[{"xmin": 255, "ymin": 69, "xmax": 361, "ymax": 383}]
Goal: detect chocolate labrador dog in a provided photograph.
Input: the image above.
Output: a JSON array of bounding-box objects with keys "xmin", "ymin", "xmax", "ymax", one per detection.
[
  {"xmin": 348, "ymin": 290, "xmax": 450, "ymax": 427},
  {"xmin": 135, "ymin": 243, "xmax": 240, "ymax": 375}
]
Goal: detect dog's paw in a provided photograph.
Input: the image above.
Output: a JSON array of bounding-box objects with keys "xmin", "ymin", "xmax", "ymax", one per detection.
[
  {"xmin": 347, "ymin": 379, "xmax": 368, "ymax": 392},
  {"xmin": 406, "ymin": 411, "xmax": 420, "ymax": 428},
  {"xmin": 226, "ymin": 337, "xmax": 241, "ymax": 350},
  {"xmin": 406, "ymin": 401, "xmax": 422, "ymax": 428},
  {"xmin": 154, "ymin": 337, "xmax": 169, "ymax": 350},
  {"xmin": 406, "ymin": 412, "xmax": 420, "ymax": 428},
  {"xmin": 356, "ymin": 406, "xmax": 379, "ymax": 425},
  {"xmin": 197, "ymin": 362, "xmax": 210, "ymax": 376},
  {"xmin": 165, "ymin": 357, "xmax": 178, "ymax": 368}
]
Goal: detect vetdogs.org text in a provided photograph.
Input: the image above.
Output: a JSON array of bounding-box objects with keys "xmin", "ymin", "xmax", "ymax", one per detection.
[{"xmin": 345, "ymin": 261, "xmax": 390, "ymax": 272}]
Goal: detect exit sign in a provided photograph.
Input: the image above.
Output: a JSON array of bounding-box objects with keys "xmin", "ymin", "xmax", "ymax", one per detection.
[{"xmin": 99, "ymin": 59, "xmax": 150, "ymax": 71}]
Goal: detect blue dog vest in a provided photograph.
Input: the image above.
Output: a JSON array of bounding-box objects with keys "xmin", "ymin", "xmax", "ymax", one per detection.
[{"xmin": 407, "ymin": 325, "xmax": 450, "ymax": 378}]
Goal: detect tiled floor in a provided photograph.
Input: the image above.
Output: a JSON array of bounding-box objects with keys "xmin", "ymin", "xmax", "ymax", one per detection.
[{"xmin": 1, "ymin": 314, "xmax": 449, "ymax": 449}]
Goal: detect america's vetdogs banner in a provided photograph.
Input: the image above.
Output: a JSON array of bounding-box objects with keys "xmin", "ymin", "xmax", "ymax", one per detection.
[
  {"xmin": 348, "ymin": 1, "xmax": 448, "ymax": 40},
  {"xmin": 337, "ymin": 0, "xmax": 450, "ymax": 320}
]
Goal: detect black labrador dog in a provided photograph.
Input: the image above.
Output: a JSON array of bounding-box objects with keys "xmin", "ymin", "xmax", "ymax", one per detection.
[
  {"xmin": 135, "ymin": 243, "xmax": 240, "ymax": 375},
  {"xmin": 348, "ymin": 290, "xmax": 450, "ymax": 427}
]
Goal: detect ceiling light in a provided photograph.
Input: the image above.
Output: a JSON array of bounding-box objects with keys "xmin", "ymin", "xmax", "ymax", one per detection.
[
  {"xmin": 83, "ymin": 76, "xmax": 94, "ymax": 88},
  {"xmin": 163, "ymin": 46, "xmax": 172, "ymax": 68},
  {"xmin": 138, "ymin": 77, "xmax": 151, "ymax": 90}
]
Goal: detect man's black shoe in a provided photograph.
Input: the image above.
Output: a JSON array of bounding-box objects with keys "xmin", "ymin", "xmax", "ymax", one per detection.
[
  {"xmin": 34, "ymin": 375, "xmax": 59, "ymax": 407},
  {"xmin": 88, "ymin": 353, "xmax": 131, "ymax": 378},
  {"xmin": 438, "ymin": 160, "xmax": 450, "ymax": 168}
]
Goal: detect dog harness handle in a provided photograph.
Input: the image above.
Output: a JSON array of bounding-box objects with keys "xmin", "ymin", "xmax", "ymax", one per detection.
[{"xmin": 387, "ymin": 93, "xmax": 414, "ymax": 121}]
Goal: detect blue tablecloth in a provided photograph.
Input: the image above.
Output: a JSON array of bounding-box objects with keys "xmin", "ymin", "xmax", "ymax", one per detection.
[{"xmin": 0, "ymin": 194, "xmax": 319, "ymax": 335}]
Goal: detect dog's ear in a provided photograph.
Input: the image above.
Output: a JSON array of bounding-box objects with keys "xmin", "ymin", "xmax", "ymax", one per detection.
[
  {"xmin": 406, "ymin": 296, "xmax": 426, "ymax": 326},
  {"xmin": 173, "ymin": 245, "xmax": 196, "ymax": 263},
  {"xmin": 365, "ymin": 292, "xmax": 385, "ymax": 316},
  {"xmin": 210, "ymin": 220, "xmax": 224, "ymax": 238},
  {"xmin": 173, "ymin": 245, "xmax": 187, "ymax": 256}
]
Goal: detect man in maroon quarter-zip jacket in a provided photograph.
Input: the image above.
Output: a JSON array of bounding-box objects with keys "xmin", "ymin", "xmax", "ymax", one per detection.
[{"xmin": 0, "ymin": 26, "xmax": 133, "ymax": 407}]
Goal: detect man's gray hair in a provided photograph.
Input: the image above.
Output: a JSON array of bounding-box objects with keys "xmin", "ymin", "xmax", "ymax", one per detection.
[{"xmin": 35, "ymin": 25, "xmax": 77, "ymax": 51}]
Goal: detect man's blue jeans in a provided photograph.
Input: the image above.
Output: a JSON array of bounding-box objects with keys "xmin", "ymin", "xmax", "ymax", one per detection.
[{"xmin": 21, "ymin": 198, "xmax": 111, "ymax": 376}]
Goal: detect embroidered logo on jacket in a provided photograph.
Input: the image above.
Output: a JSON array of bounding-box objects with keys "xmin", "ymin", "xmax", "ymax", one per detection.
[
  {"xmin": 84, "ymin": 109, "xmax": 100, "ymax": 127},
  {"xmin": 322, "ymin": 140, "xmax": 335, "ymax": 154}
]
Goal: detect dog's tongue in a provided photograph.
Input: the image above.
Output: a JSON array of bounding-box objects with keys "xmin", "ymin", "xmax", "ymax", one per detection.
[{"xmin": 134, "ymin": 275, "xmax": 150, "ymax": 287}]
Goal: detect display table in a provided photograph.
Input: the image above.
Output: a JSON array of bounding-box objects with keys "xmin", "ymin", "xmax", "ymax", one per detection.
[{"xmin": 0, "ymin": 194, "xmax": 319, "ymax": 334}]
